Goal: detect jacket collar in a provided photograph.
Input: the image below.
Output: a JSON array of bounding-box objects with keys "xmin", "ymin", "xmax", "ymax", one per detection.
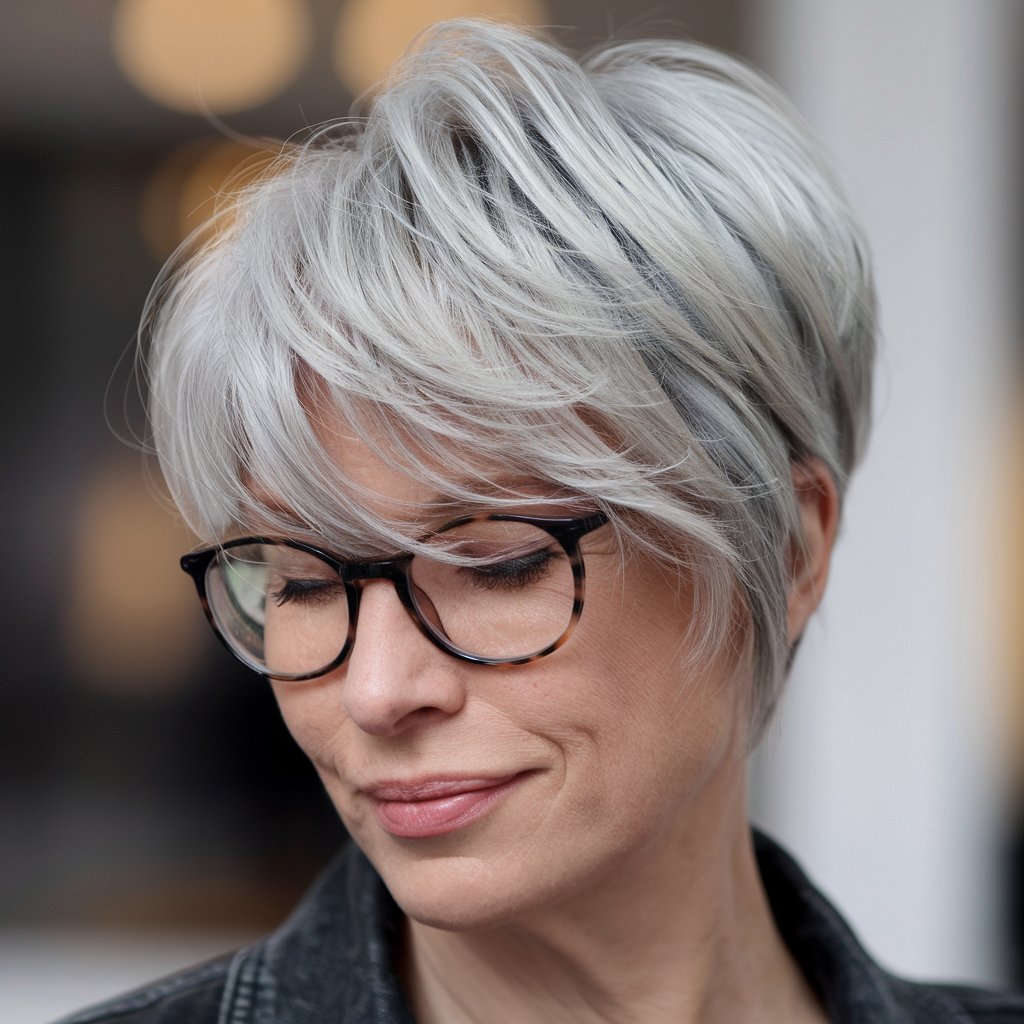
[
  {"xmin": 218, "ymin": 832, "xmax": 971, "ymax": 1023},
  {"xmin": 219, "ymin": 840, "xmax": 413, "ymax": 1024},
  {"xmin": 755, "ymin": 831, "xmax": 971, "ymax": 1023}
]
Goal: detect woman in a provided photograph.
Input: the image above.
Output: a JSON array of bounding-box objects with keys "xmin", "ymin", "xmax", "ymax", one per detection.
[{"xmin": 61, "ymin": 19, "xmax": 1023, "ymax": 1024}]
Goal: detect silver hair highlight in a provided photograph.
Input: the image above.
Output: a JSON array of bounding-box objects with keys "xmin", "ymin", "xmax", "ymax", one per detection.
[{"xmin": 146, "ymin": 19, "xmax": 875, "ymax": 741}]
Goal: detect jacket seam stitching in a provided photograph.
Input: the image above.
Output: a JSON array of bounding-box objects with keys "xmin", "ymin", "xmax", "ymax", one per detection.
[{"xmin": 218, "ymin": 943, "xmax": 264, "ymax": 1024}]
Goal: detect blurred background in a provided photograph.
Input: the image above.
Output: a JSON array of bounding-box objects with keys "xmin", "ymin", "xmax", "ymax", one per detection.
[{"xmin": 0, "ymin": 1, "xmax": 1021, "ymax": 1020}]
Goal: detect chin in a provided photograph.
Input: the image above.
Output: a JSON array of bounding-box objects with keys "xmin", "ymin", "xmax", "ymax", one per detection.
[
  {"xmin": 371, "ymin": 846, "xmax": 544, "ymax": 931},
  {"xmin": 357, "ymin": 816, "xmax": 605, "ymax": 932},
  {"xmin": 364, "ymin": 819, "xmax": 638, "ymax": 935}
]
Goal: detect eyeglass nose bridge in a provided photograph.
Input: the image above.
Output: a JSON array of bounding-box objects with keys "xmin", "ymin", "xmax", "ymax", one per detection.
[
  {"xmin": 340, "ymin": 553, "xmax": 412, "ymax": 586},
  {"xmin": 339, "ymin": 554, "xmax": 452, "ymax": 659}
]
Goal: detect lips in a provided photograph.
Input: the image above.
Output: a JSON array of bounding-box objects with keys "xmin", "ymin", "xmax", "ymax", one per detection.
[{"xmin": 366, "ymin": 774, "xmax": 526, "ymax": 839}]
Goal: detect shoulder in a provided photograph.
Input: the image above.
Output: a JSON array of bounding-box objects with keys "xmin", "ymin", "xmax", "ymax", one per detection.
[
  {"xmin": 50, "ymin": 953, "xmax": 232, "ymax": 1024},
  {"xmin": 892, "ymin": 977, "xmax": 1024, "ymax": 1022}
]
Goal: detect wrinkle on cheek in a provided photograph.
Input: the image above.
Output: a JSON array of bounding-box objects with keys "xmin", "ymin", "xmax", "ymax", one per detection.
[{"xmin": 272, "ymin": 682, "xmax": 351, "ymax": 775}]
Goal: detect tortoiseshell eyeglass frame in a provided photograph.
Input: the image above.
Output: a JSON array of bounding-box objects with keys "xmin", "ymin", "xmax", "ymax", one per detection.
[{"xmin": 180, "ymin": 511, "xmax": 609, "ymax": 681}]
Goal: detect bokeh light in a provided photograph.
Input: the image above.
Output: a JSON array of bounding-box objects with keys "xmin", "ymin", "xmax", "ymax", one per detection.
[
  {"xmin": 112, "ymin": 0, "xmax": 311, "ymax": 114},
  {"xmin": 334, "ymin": 0, "xmax": 548, "ymax": 96},
  {"xmin": 65, "ymin": 460, "xmax": 205, "ymax": 693},
  {"xmin": 140, "ymin": 139, "xmax": 280, "ymax": 260}
]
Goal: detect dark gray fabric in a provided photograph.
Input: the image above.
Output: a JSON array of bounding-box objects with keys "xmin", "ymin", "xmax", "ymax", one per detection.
[{"xmin": 54, "ymin": 832, "xmax": 1024, "ymax": 1023}]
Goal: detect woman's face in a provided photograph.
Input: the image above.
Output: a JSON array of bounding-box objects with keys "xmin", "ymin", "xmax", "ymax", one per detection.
[{"xmin": 269, "ymin": 424, "xmax": 752, "ymax": 931}]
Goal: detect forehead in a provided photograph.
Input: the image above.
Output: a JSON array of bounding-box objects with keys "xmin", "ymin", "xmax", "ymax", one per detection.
[
  {"xmin": 320, "ymin": 416, "xmax": 438, "ymax": 514},
  {"xmin": 258, "ymin": 400, "xmax": 576, "ymax": 534}
]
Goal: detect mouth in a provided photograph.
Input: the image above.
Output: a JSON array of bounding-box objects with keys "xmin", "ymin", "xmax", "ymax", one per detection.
[{"xmin": 365, "ymin": 773, "xmax": 529, "ymax": 839}]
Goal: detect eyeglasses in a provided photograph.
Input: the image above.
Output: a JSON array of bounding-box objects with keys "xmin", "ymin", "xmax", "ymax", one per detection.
[{"xmin": 180, "ymin": 512, "xmax": 609, "ymax": 680}]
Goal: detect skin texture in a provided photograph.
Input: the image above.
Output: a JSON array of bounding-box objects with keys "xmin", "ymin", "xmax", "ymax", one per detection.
[{"xmin": 268, "ymin": 417, "xmax": 839, "ymax": 1024}]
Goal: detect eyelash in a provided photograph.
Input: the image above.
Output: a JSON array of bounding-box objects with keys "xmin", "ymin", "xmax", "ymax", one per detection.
[
  {"xmin": 461, "ymin": 549, "xmax": 558, "ymax": 591},
  {"xmin": 270, "ymin": 578, "xmax": 344, "ymax": 607}
]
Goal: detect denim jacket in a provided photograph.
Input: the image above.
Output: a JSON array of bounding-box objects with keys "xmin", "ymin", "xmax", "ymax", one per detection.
[{"xmin": 54, "ymin": 832, "xmax": 1024, "ymax": 1023}]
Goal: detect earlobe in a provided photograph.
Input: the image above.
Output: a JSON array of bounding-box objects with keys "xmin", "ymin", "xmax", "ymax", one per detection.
[{"xmin": 786, "ymin": 459, "xmax": 840, "ymax": 647}]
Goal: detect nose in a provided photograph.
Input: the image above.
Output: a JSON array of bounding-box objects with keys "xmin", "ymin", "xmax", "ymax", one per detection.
[{"xmin": 340, "ymin": 579, "xmax": 468, "ymax": 737}]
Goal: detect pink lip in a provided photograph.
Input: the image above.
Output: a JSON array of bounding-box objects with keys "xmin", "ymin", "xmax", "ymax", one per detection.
[{"xmin": 366, "ymin": 774, "xmax": 526, "ymax": 839}]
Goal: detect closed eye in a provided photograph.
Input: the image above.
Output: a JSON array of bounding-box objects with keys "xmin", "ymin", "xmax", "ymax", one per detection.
[
  {"xmin": 461, "ymin": 549, "xmax": 559, "ymax": 591},
  {"xmin": 270, "ymin": 578, "xmax": 345, "ymax": 607}
]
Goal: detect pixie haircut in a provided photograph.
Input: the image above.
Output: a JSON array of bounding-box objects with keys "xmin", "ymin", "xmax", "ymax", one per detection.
[{"xmin": 147, "ymin": 19, "xmax": 875, "ymax": 740}]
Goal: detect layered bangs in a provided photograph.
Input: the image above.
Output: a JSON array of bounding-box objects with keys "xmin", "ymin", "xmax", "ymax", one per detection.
[{"xmin": 146, "ymin": 32, "xmax": 741, "ymax": 563}]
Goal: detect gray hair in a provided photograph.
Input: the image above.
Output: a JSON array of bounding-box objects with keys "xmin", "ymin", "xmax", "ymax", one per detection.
[{"xmin": 146, "ymin": 19, "xmax": 875, "ymax": 741}]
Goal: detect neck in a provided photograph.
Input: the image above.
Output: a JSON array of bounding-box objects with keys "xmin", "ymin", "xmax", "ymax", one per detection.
[{"xmin": 401, "ymin": 766, "xmax": 825, "ymax": 1024}]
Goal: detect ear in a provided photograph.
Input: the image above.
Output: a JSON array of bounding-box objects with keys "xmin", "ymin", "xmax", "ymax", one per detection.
[{"xmin": 786, "ymin": 459, "xmax": 840, "ymax": 647}]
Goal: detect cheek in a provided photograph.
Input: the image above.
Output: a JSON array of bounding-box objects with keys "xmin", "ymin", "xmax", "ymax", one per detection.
[
  {"xmin": 547, "ymin": 580, "xmax": 746, "ymax": 822},
  {"xmin": 270, "ymin": 679, "xmax": 347, "ymax": 775},
  {"xmin": 608, "ymin": 636, "xmax": 736, "ymax": 763},
  {"xmin": 271, "ymin": 681, "xmax": 378, "ymax": 837}
]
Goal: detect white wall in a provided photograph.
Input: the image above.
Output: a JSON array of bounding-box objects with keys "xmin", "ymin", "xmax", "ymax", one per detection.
[{"xmin": 748, "ymin": 0, "xmax": 1020, "ymax": 983}]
